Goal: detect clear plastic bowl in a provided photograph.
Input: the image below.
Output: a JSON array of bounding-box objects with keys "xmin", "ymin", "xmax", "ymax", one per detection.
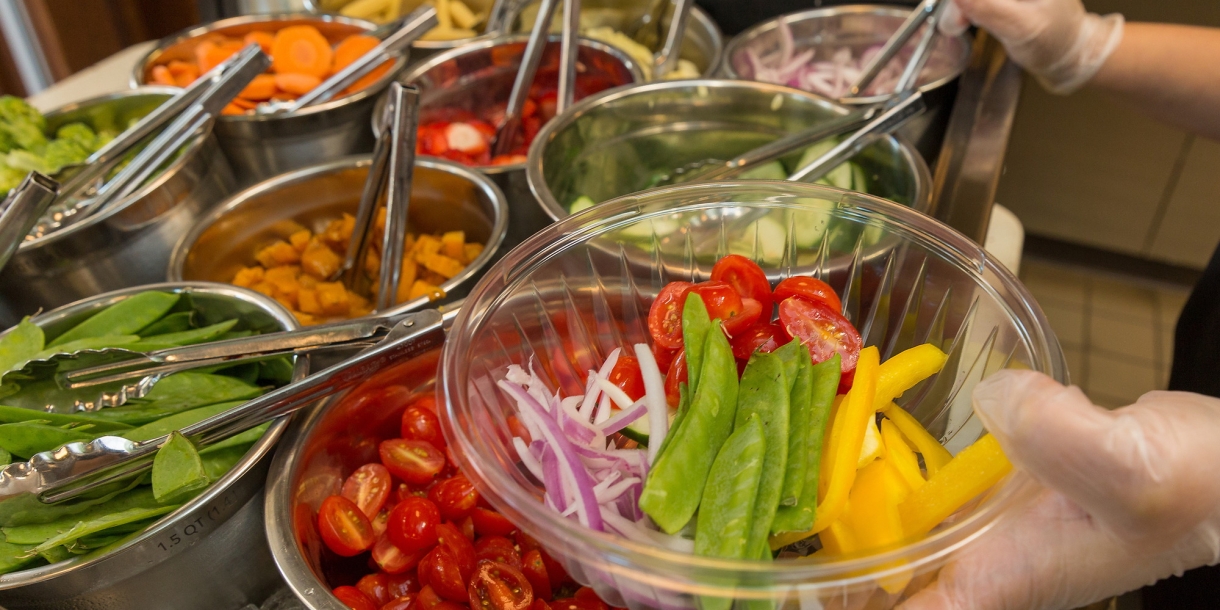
[{"xmin": 439, "ymin": 182, "xmax": 1064, "ymax": 609}]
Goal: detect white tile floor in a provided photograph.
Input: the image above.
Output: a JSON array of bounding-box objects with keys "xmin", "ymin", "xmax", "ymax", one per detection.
[{"xmin": 1018, "ymin": 257, "xmax": 1193, "ymax": 408}]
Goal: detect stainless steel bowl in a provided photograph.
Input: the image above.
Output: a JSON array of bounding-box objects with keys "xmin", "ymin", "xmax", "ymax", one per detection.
[
  {"xmin": 131, "ymin": 13, "xmax": 407, "ymax": 184},
  {"xmin": 168, "ymin": 155, "xmax": 508, "ymax": 319},
  {"xmin": 527, "ymin": 79, "xmax": 932, "ymax": 223},
  {"xmin": 303, "ymin": 0, "xmax": 502, "ymax": 66},
  {"xmin": 0, "ymin": 282, "xmax": 305, "ymax": 610},
  {"xmin": 388, "ymin": 35, "xmax": 643, "ymax": 248},
  {"xmin": 721, "ymin": 5, "xmax": 972, "ymax": 159},
  {"xmin": 0, "ymin": 89, "xmax": 237, "ymax": 328}
]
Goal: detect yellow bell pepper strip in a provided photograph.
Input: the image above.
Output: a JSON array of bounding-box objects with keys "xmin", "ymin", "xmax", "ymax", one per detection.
[
  {"xmin": 769, "ymin": 347, "xmax": 879, "ymax": 549},
  {"xmin": 882, "ymin": 401, "xmax": 952, "ymax": 476},
  {"xmin": 844, "ymin": 459, "xmax": 912, "ymax": 594},
  {"xmin": 856, "ymin": 417, "xmax": 885, "ymax": 469},
  {"xmin": 899, "ymin": 433, "xmax": 1013, "ymax": 536},
  {"xmin": 818, "ymin": 513, "xmax": 858, "ymax": 555},
  {"xmin": 880, "ymin": 418, "xmax": 925, "ymax": 492},
  {"xmin": 872, "ymin": 344, "xmax": 948, "ymax": 412}
]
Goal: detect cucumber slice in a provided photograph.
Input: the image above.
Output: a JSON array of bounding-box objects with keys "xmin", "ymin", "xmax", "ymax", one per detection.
[
  {"xmin": 617, "ymin": 217, "xmax": 680, "ymax": 241},
  {"xmin": 619, "ymin": 410, "xmax": 678, "ymax": 446},
  {"xmin": 570, "ymin": 196, "xmax": 595, "ymax": 213},
  {"xmin": 739, "ymin": 160, "xmax": 787, "ymax": 180},
  {"xmin": 851, "ymin": 164, "xmax": 869, "ymax": 192},
  {"xmin": 794, "ymin": 140, "xmax": 853, "ymax": 189}
]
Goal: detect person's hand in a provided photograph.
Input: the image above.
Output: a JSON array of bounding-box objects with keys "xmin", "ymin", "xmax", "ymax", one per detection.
[
  {"xmin": 898, "ymin": 370, "xmax": 1220, "ymax": 610},
  {"xmin": 938, "ymin": 0, "xmax": 1124, "ymax": 94}
]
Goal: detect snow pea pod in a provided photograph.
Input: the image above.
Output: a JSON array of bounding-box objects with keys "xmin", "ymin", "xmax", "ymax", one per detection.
[
  {"xmin": 0, "ymin": 319, "xmax": 43, "ymax": 374},
  {"xmin": 48, "ymin": 291, "xmax": 180, "ymax": 348},
  {"xmin": 733, "ymin": 351, "xmax": 789, "ymax": 559},
  {"xmin": 35, "ymin": 504, "xmax": 178, "ymax": 553},
  {"xmin": 2, "ymin": 488, "xmax": 166, "ymax": 544},
  {"xmin": 773, "ymin": 340, "xmax": 813, "ymax": 507},
  {"xmin": 0, "ymin": 540, "xmax": 37, "ymax": 573},
  {"xmin": 203, "ymin": 422, "xmax": 268, "ymax": 455},
  {"xmin": 0, "ymin": 475, "xmax": 146, "ymax": 528},
  {"xmin": 0, "ymin": 421, "xmax": 96, "ymax": 459},
  {"xmin": 694, "ymin": 413, "xmax": 765, "ymax": 559},
  {"xmin": 0, "ymin": 404, "xmax": 132, "ymax": 432},
  {"xmin": 120, "ymin": 401, "xmax": 243, "ymax": 442},
  {"xmin": 151, "ymin": 431, "xmax": 208, "ymax": 503},
  {"xmin": 30, "ymin": 335, "xmax": 141, "ymax": 361},
  {"xmin": 682, "ymin": 293, "xmax": 712, "ymax": 395},
  {"xmin": 640, "ymin": 327, "xmax": 739, "ymax": 534},
  {"xmin": 137, "ymin": 311, "xmax": 194, "ymax": 337},
  {"xmin": 200, "ymin": 443, "xmax": 254, "ymax": 481},
  {"xmin": 770, "ymin": 354, "xmax": 840, "ymax": 535}
]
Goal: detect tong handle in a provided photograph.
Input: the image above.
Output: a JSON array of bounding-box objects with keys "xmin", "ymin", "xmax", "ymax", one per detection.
[
  {"xmin": 492, "ymin": 0, "xmax": 562, "ymax": 157},
  {"xmin": 787, "ymin": 92, "xmax": 926, "ymax": 184},
  {"xmin": 849, "ymin": 0, "xmax": 940, "ymax": 98},
  {"xmin": 556, "ymin": 0, "xmax": 581, "ymax": 113},
  {"xmin": 698, "ymin": 109, "xmax": 873, "ymax": 183},
  {"xmin": 894, "ymin": 0, "xmax": 951, "ymax": 95},
  {"xmin": 377, "ymin": 83, "xmax": 421, "ymax": 311},
  {"xmin": 652, "ymin": 0, "xmax": 694, "ymax": 79},
  {"xmin": 0, "ymin": 173, "xmax": 57, "ymax": 268}
]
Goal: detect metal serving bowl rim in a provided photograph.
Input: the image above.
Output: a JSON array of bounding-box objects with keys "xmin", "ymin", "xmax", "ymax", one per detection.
[
  {"xmin": 18, "ymin": 86, "xmax": 215, "ymax": 252},
  {"xmin": 525, "ymin": 77, "xmax": 933, "ymax": 223},
  {"xmin": 0, "ymin": 281, "xmax": 301, "ymax": 588},
  {"xmin": 130, "ymin": 12, "xmax": 404, "ymax": 121},
  {"xmin": 166, "ymin": 154, "xmax": 509, "ymax": 318},
  {"xmin": 301, "ymin": 0, "xmax": 502, "ymax": 51},
  {"xmin": 392, "ymin": 33, "xmax": 647, "ymax": 174},
  {"xmin": 721, "ymin": 4, "xmax": 972, "ymax": 105}
]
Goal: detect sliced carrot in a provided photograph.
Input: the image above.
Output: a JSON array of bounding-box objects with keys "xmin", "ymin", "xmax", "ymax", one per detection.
[
  {"xmin": 151, "ymin": 65, "xmax": 175, "ymax": 86},
  {"xmin": 339, "ymin": 60, "xmax": 391, "ymax": 96},
  {"xmin": 270, "ymin": 25, "xmax": 333, "ymax": 78},
  {"xmin": 230, "ymin": 97, "xmax": 258, "ymax": 110},
  {"xmin": 274, "ymin": 72, "xmax": 322, "ymax": 95},
  {"xmin": 219, "ymin": 39, "xmax": 246, "ymax": 55},
  {"xmin": 239, "ymin": 74, "xmax": 278, "ymax": 101},
  {"xmin": 331, "ymin": 35, "xmax": 379, "ymax": 74},
  {"xmin": 167, "ymin": 60, "xmax": 200, "ymax": 87},
  {"xmin": 244, "ymin": 31, "xmax": 275, "ymax": 54},
  {"xmin": 194, "ymin": 40, "xmax": 218, "ymax": 71},
  {"xmin": 222, "ymin": 103, "xmax": 246, "ymax": 116},
  {"xmin": 199, "ymin": 42, "xmax": 240, "ymax": 74},
  {"xmin": 271, "ymin": 91, "xmax": 301, "ymax": 102}
]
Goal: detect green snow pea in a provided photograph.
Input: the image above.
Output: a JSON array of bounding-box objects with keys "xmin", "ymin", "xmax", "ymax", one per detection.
[
  {"xmin": 694, "ymin": 413, "xmax": 765, "ymax": 559},
  {"xmin": 121, "ymin": 401, "xmax": 242, "ymax": 442},
  {"xmin": 125, "ymin": 319, "xmax": 238, "ymax": 351},
  {"xmin": 200, "ymin": 443, "xmax": 253, "ymax": 481},
  {"xmin": 0, "ymin": 319, "xmax": 43, "ymax": 374},
  {"xmin": 773, "ymin": 340, "xmax": 813, "ymax": 507},
  {"xmin": 34, "ymin": 504, "xmax": 178, "ymax": 553},
  {"xmin": 0, "ymin": 540, "xmax": 37, "ymax": 573},
  {"xmin": 770, "ymin": 354, "xmax": 840, "ymax": 534},
  {"xmin": 258, "ymin": 357, "xmax": 295, "ymax": 385},
  {"xmin": 640, "ymin": 326, "xmax": 739, "ymax": 534},
  {"xmin": 681, "ymin": 293, "xmax": 712, "ymax": 396},
  {"xmin": 151, "ymin": 432, "xmax": 208, "ymax": 503},
  {"xmin": 733, "ymin": 351, "xmax": 789, "ymax": 559},
  {"xmin": 0, "ymin": 405, "xmax": 132, "ymax": 433},
  {"xmin": 0, "ymin": 422, "xmax": 95, "ymax": 459},
  {"xmin": 137, "ymin": 311, "xmax": 194, "ymax": 337},
  {"xmin": 2, "ymin": 488, "xmax": 166, "ymax": 544},
  {"xmin": 87, "ymin": 373, "xmax": 263, "ymax": 425},
  {"xmin": 203, "ymin": 422, "xmax": 268, "ymax": 455},
  {"xmin": 0, "ymin": 448, "xmax": 9, "ymax": 466},
  {"xmin": 0, "ymin": 475, "xmax": 146, "ymax": 528},
  {"xmin": 48, "ymin": 291, "xmax": 179, "ymax": 348},
  {"xmin": 37, "ymin": 545, "xmax": 72, "ymax": 564}
]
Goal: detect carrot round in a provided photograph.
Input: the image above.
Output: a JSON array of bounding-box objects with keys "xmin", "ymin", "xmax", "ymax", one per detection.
[
  {"xmin": 244, "ymin": 31, "xmax": 275, "ymax": 54},
  {"xmin": 222, "ymin": 103, "xmax": 246, "ymax": 116},
  {"xmin": 331, "ymin": 35, "xmax": 379, "ymax": 74},
  {"xmin": 274, "ymin": 72, "xmax": 322, "ymax": 95},
  {"xmin": 239, "ymin": 74, "xmax": 278, "ymax": 101},
  {"xmin": 271, "ymin": 25, "xmax": 333, "ymax": 78},
  {"xmin": 339, "ymin": 61, "xmax": 391, "ymax": 96},
  {"xmin": 199, "ymin": 41, "xmax": 240, "ymax": 74},
  {"xmin": 167, "ymin": 60, "xmax": 200, "ymax": 87},
  {"xmin": 231, "ymin": 97, "xmax": 258, "ymax": 110},
  {"xmin": 150, "ymin": 65, "xmax": 175, "ymax": 86}
]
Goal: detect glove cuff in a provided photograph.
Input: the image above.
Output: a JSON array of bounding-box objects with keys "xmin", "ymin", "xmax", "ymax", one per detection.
[{"xmin": 1038, "ymin": 12, "xmax": 1125, "ymax": 95}]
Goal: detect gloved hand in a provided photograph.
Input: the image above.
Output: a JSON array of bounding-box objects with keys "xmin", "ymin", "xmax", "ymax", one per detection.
[
  {"xmin": 938, "ymin": 0, "xmax": 1125, "ymax": 94},
  {"xmin": 898, "ymin": 370, "xmax": 1220, "ymax": 610}
]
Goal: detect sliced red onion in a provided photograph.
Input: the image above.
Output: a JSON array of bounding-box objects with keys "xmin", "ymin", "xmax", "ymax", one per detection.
[
  {"xmin": 514, "ymin": 437, "xmax": 544, "ymax": 481},
  {"xmin": 599, "ymin": 399, "xmax": 647, "ymax": 435},
  {"xmin": 540, "ymin": 444, "xmax": 567, "ymax": 513},
  {"xmin": 594, "ymin": 392, "xmax": 612, "ymax": 424},
  {"xmin": 576, "ymin": 375, "xmax": 600, "ymax": 420},
  {"xmin": 633, "ymin": 344, "xmax": 669, "ymax": 464},
  {"xmin": 595, "ymin": 377, "xmax": 634, "ymax": 410},
  {"xmin": 595, "ymin": 477, "xmax": 641, "ymax": 504}
]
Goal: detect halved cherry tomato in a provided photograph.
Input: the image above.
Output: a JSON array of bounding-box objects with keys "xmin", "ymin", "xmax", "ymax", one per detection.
[
  {"xmin": 372, "ymin": 535, "xmax": 426, "ymax": 574},
  {"xmin": 646, "ymin": 282, "xmax": 694, "ymax": 350},
  {"xmin": 512, "ymin": 529, "xmax": 541, "ymax": 554},
  {"xmin": 402, "ymin": 404, "xmax": 446, "ymax": 449},
  {"xmin": 371, "ymin": 506, "xmax": 392, "ymax": 538},
  {"xmin": 471, "ymin": 507, "xmax": 517, "ymax": 536},
  {"xmin": 410, "ymin": 395, "xmax": 439, "ymax": 413},
  {"xmin": 533, "ymin": 600, "xmax": 554, "ymax": 610},
  {"xmin": 551, "ymin": 599, "xmax": 603, "ymax": 610},
  {"xmin": 428, "ymin": 474, "xmax": 480, "ymax": 521},
  {"xmin": 387, "ymin": 496, "xmax": 441, "ymax": 552},
  {"xmin": 711, "ymin": 254, "xmax": 774, "ymax": 314},
  {"xmin": 420, "ymin": 545, "xmax": 469, "ymax": 601},
  {"xmin": 342, "ymin": 463, "xmax": 392, "ymax": 519},
  {"xmin": 537, "ymin": 549, "xmax": 569, "ymax": 588},
  {"xmin": 773, "ymin": 276, "xmax": 842, "ymax": 313},
  {"xmin": 387, "ymin": 570, "xmax": 422, "ymax": 597},
  {"xmin": 474, "ymin": 535, "xmax": 521, "ymax": 568},
  {"xmin": 460, "ymin": 515, "xmax": 476, "ymax": 540},
  {"xmin": 382, "ymin": 594, "xmax": 418, "ymax": 610},
  {"xmin": 416, "ymin": 585, "xmax": 444, "ymax": 609},
  {"xmin": 777, "ymin": 297, "xmax": 861, "ymax": 388},
  {"xmin": 506, "ymin": 415, "xmax": 532, "ymax": 443},
  {"xmin": 651, "ymin": 343, "xmax": 678, "ymax": 373},
  {"xmin": 468, "ymin": 560, "xmax": 534, "ymax": 610},
  {"xmin": 731, "ymin": 321, "xmax": 786, "ymax": 362},
  {"xmin": 380, "ymin": 439, "xmax": 446, "ymax": 485},
  {"xmin": 690, "ymin": 281, "xmax": 744, "ymax": 324},
  {"xmin": 318, "ymin": 495, "xmax": 375, "ymax": 557},
  {"xmin": 521, "ymin": 549, "xmax": 554, "ymax": 601},
  {"xmin": 573, "ymin": 588, "xmax": 609, "ymax": 610},
  {"xmin": 333, "ymin": 585, "xmax": 378, "ymax": 610},
  {"xmin": 719, "ymin": 297, "xmax": 763, "ymax": 337},
  {"xmin": 436, "ymin": 521, "xmax": 476, "ymax": 579},
  {"xmin": 607, "ymin": 354, "xmax": 645, "ymax": 402},
  {"xmin": 357, "ymin": 573, "xmax": 392, "ymax": 606},
  {"xmin": 663, "ymin": 349, "xmax": 686, "ymax": 407}
]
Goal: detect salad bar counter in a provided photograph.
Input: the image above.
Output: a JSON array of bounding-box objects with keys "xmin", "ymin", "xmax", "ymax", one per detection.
[{"xmin": 0, "ymin": 1, "xmax": 1028, "ymax": 608}]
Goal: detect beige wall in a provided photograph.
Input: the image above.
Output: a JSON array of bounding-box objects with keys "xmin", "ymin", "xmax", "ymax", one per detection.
[{"xmin": 996, "ymin": 0, "xmax": 1220, "ymax": 269}]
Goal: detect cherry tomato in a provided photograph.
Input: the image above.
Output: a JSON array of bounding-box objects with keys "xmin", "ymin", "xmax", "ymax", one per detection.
[
  {"xmin": 428, "ymin": 475, "xmax": 480, "ymax": 521},
  {"xmin": 521, "ymin": 549, "xmax": 553, "ymax": 601},
  {"xmin": 342, "ymin": 463, "xmax": 392, "ymax": 519},
  {"xmin": 532, "ymin": 601, "xmax": 553, "ymax": 610},
  {"xmin": 731, "ymin": 321, "xmax": 786, "ymax": 362},
  {"xmin": 387, "ymin": 496, "xmax": 441, "ymax": 552},
  {"xmin": 371, "ymin": 506, "xmax": 392, "ymax": 538},
  {"xmin": 507, "ymin": 415, "xmax": 532, "ymax": 443},
  {"xmin": 436, "ymin": 521, "xmax": 476, "ymax": 579},
  {"xmin": 773, "ymin": 276, "xmax": 842, "ymax": 313},
  {"xmin": 777, "ymin": 297, "xmax": 861, "ymax": 388},
  {"xmin": 411, "ymin": 395, "xmax": 439, "ymax": 413},
  {"xmin": 420, "ymin": 545, "xmax": 469, "ymax": 602},
  {"xmin": 402, "ymin": 405, "xmax": 446, "ymax": 450},
  {"xmin": 380, "ymin": 439, "xmax": 447, "ymax": 485},
  {"xmin": 468, "ymin": 560, "xmax": 534, "ymax": 610},
  {"xmin": 357, "ymin": 573, "xmax": 392, "ymax": 606},
  {"xmin": 606, "ymin": 354, "xmax": 645, "ymax": 402},
  {"xmin": 460, "ymin": 515, "xmax": 476, "ymax": 541},
  {"xmin": 663, "ymin": 349, "xmax": 686, "ymax": 407},
  {"xmin": 719, "ymin": 297, "xmax": 763, "ymax": 337},
  {"xmin": 333, "ymin": 585, "xmax": 378, "ymax": 610},
  {"xmin": 651, "ymin": 344, "xmax": 678, "ymax": 373},
  {"xmin": 512, "ymin": 530, "xmax": 541, "ymax": 555},
  {"xmin": 474, "ymin": 535, "xmax": 521, "ymax": 569},
  {"xmin": 381, "ymin": 595, "xmax": 418, "ymax": 610},
  {"xmin": 372, "ymin": 535, "xmax": 427, "ymax": 574},
  {"xmin": 646, "ymin": 282, "xmax": 694, "ymax": 350},
  {"xmin": 551, "ymin": 599, "xmax": 603, "ymax": 610},
  {"xmin": 573, "ymin": 588, "xmax": 609, "ymax": 610},
  {"xmin": 417, "ymin": 585, "xmax": 444, "ymax": 609},
  {"xmin": 471, "ymin": 507, "xmax": 517, "ymax": 536},
  {"xmin": 690, "ymin": 281, "xmax": 746, "ymax": 324},
  {"xmin": 537, "ymin": 549, "xmax": 569, "ymax": 588},
  {"xmin": 387, "ymin": 570, "xmax": 423, "ymax": 597},
  {"xmin": 318, "ymin": 495, "xmax": 375, "ymax": 557},
  {"xmin": 711, "ymin": 254, "xmax": 774, "ymax": 314}
]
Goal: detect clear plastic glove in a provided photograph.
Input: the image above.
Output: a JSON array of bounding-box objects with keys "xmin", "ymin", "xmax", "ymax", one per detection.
[
  {"xmin": 899, "ymin": 370, "xmax": 1220, "ymax": 610},
  {"xmin": 938, "ymin": 0, "xmax": 1124, "ymax": 94}
]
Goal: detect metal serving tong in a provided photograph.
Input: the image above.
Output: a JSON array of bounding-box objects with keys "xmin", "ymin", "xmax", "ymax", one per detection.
[
  {"xmin": 5, "ymin": 309, "xmax": 447, "ymax": 504},
  {"xmin": 0, "ymin": 173, "xmax": 57, "ymax": 271},
  {"xmin": 651, "ymin": 0, "xmax": 694, "ymax": 79},
  {"xmin": 849, "ymin": 0, "xmax": 949, "ymax": 98},
  {"xmin": 28, "ymin": 46, "xmax": 269, "ymax": 239},
  {"xmin": 274, "ymin": 6, "xmax": 437, "ymax": 113},
  {"xmin": 787, "ymin": 91, "xmax": 926, "ymax": 183}
]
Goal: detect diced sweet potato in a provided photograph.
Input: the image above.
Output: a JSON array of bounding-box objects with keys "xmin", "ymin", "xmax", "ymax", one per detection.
[
  {"xmin": 407, "ymin": 281, "xmax": 445, "ymax": 302},
  {"xmin": 233, "ymin": 266, "xmax": 265, "ymax": 288},
  {"xmin": 412, "ymin": 235, "xmax": 442, "ymax": 262},
  {"xmin": 251, "ymin": 281, "xmax": 276, "ymax": 297},
  {"xmin": 395, "ymin": 263, "xmax": 418, "ymax": 303},
  {"xmin": 441, "ymin": 231, "xmax": 465, "ymax": 259},
  {"xmin": 462, "ymin": 243, "xmax": 484, "ymax": 264},
  {"xmin": 298, "ymin": 288, "xmax": 322, "ymax": 314},
  {"xmin": 293, "ymin": 311, "xmax": 317, "ymax": 326},
  {"xmin": 299, "ymin": 274, "xmax": 318, "ymax": 289},
  {"xmin": 301, "ymin": 239, "xmax": 343, "ymax": 279},
  {"xmin": 317, "ymin": 281, "xmax": 351, "ymax": 316},
  {"xmin": 420, "ymin": 252, "xmax": 464, "ymax": 279},
  {"xmin": 290, "ymin": 229, "xmax": 312, "ymax": 252}
]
